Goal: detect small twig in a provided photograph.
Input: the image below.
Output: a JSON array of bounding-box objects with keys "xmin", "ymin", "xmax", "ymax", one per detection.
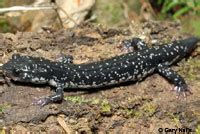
[
  {"xmin": 0, "ymin": 6, "xmax": 57, "ymax": 13},
  {"xmin": 55, "ymin": 4, "xmax": 78, "ymax": 26},
  {"xmin": 57, "ymin": 115, "xmax": 74, "ymax": 134},
  {"xmin": 50, "ymin": 1, "xmax": 64, "ymax": 28},
  {"xmin": 122, "ymin": 2, "xmax": 129, "ymax": 20}
]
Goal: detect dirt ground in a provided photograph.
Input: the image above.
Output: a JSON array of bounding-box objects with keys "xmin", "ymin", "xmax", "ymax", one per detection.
[{"xmin": 0, "ymin": 21, "xmax": 200, "ymax": 133}]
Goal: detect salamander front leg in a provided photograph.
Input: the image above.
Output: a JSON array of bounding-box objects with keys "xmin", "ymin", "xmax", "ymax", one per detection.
[
  {"xmin": 121, "ymin": 38, "xmax": 148, "ymax": 52},
  {"xmin": 33, "ymin": 86, "xmax": 64, "ymax": 106},
  {"xmin": 156, "ymin": 64, "xmax": 192, "ymax": 98}
]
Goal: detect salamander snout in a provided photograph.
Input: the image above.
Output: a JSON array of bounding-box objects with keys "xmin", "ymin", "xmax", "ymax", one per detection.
[{"xmin": 183, "ymin": 37, "xmax": 199, "ymax": 53}]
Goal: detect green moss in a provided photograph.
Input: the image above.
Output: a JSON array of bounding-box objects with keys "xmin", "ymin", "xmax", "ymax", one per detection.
[
  {"xmin": 124, "ymin": 109, "xmax": 134, "ymax": 117},
  {"xmin": 166, "ymin": 113, "xmax": 180, "ymax": 126},
  {"xmin": 0, "ymin": 103, "xmax": 11, "ymax": 114},
  {"xmin": 90, "ymin": 98, "xmax": 101, "ymax": 105},
  {"xmin": 122, "ymin": 98, "xmax": 157, "ymax": 118},
  {"xmin": 122, "ymin": 108, "xmax": 143, "ymax": 118},
  {"xmin": 196, "ymin": 124, "xmax": 200, "ymax": 134},
  {"xmin": 133, "ymin": 111, "xmax": 142, "ymax": 118},
  {"xmin": 128, "ymin": 96, "xmax": 143, "ymax": 103},
  {"xmin": 65, "ymin": 96, "xmax": 90, "ymax": 104},
  {"xmin": 122, "ymin": 96, "xmax": 156, "ymax": 118},
  {"xmin": 140, "ymin": 102, "xmax": 157, "ymax": 117},
  {"xmin": 172, "ymin": 116, "xmax": 180, "ymax": 126},
  {"xmin": 101, "ymin": 99, "xmax": 111, "ymax": 112},
  {"xmin": 178, "ymin": 58, "xmax": 200, "ymax": 80},
  {"xmin": 65, "ymin": 96, "xmax": 111, "ymax": 113},
  {"xmin": 65, "ymin": 96, "xmax": 105, "ymax": 105},
  {"xmin": 127, "ymin": 95, "xmax": 150, "ymax": 106}
]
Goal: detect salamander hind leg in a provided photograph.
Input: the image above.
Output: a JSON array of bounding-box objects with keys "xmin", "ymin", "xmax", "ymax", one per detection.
[
  {"xmin": 156, "ymin": 64, "xmax": 192, "ymax": 98},
  {"xmin": 121, "ymin": 38, "xmax": 148, "ymax": 53},
  {"xmin": 33, "ymin": 86, "xmax": 64, "ymax": 106}
]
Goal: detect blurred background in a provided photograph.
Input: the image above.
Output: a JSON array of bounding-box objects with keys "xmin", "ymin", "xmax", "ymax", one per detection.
[{"xmin": 0, "ymin": 0, "xmax": 199, "ymax": 36}]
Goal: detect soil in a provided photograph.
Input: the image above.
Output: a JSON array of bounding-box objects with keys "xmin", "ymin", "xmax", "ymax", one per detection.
[{"xmin": 0, "ymin": 21, "xmax": 199, "ymax": 133}]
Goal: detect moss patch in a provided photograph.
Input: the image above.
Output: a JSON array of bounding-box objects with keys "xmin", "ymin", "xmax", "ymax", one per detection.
[{"xmin": 0, "ymin": 103, "xmax": 11, "ymax": 114}]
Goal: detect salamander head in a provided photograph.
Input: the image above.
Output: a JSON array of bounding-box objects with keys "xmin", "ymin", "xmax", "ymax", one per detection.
[
  {"xmin": 2, "ymin": 54, "xmax": 52, "ymax": 84},
  {"xmin": 181, "ymin": 37, "xmax": 199, "ymax": 54},
  {"xmin": 162, "ymin": 37, "xmax": 199, "ymax": 66}
]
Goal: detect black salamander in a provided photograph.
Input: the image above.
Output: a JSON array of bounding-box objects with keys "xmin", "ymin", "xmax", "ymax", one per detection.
[{"xmin": 2, "ymin": 37, "xmax": 199, "ymax": 106}]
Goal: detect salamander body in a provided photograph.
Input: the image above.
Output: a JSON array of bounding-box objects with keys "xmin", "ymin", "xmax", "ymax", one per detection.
[{"xmin": 2, "ymin": 37, "xmax": 199, "ymax": 105}]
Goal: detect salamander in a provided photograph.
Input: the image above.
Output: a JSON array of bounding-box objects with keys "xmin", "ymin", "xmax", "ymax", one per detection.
[{"xmin": 2, "ymin": 37, "xmax": 199, "ymax": 106}]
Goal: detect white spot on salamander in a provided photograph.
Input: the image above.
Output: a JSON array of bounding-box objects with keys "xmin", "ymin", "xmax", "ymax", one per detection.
[
  {"xmin": 31, "ymin": 77, "xmax": 39, "ymax": 82},
  {"xmin": 40, "ymin": 77, "xmax": 45, "ymax": 81},
  {"xmin": 149, "ymin": 53, "xmax": 154, "ymax": 59},
  {"xmin": 49, "ymin": 79, "xmax": 57, "ymax": 87},
  {"xmin": 85, "ymin": 75, "xmax": 90, "ymax": 79}
]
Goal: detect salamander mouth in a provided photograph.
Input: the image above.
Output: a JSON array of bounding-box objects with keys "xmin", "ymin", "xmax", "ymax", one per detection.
[{"xmin": 2, "ymin": 70, "xmax": 19, "ymax": 81}]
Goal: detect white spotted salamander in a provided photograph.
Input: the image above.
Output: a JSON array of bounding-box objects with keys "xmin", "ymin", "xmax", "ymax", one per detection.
[{"xmin": 2, "ymin": 37, "xmax": 199, "ymax": 106}]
